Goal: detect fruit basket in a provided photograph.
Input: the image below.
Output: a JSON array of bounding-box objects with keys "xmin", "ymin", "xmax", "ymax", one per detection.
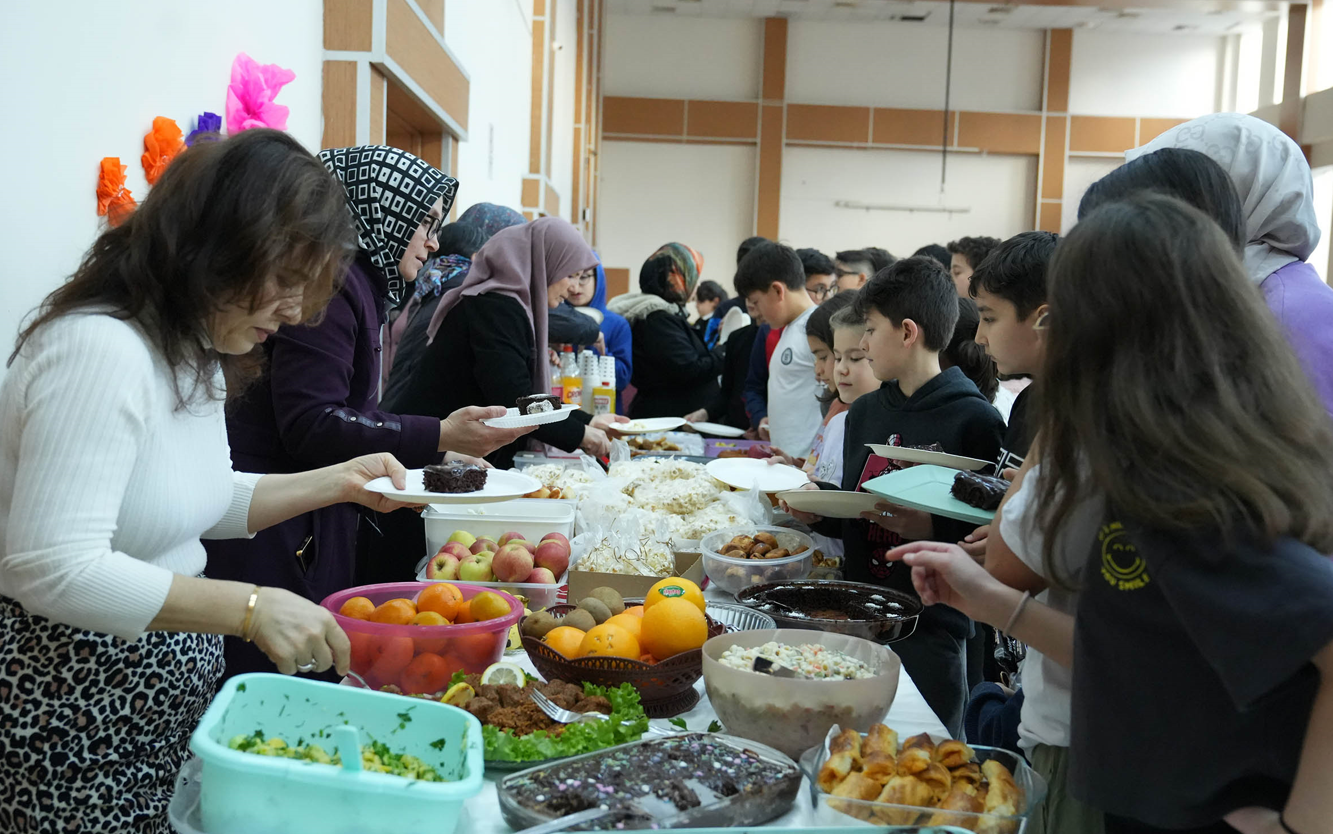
[{"xmin": 522, "ymin": 602, "xmax": 727, "ymax": 718}]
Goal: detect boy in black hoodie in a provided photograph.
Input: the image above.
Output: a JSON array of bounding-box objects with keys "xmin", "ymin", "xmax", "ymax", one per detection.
[{"xmin": 794, "ymin": 256, "xmax": 1004, "ymax": 737}]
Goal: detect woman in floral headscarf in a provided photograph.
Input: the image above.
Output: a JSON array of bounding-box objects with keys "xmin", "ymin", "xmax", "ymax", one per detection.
[
  {"xmin": 205, "ymin": 148, "xmax": 530, "ymax": 679},
  {"xmin": 607, "ymin": 242, "xmax": 721, "ymax": 418}
]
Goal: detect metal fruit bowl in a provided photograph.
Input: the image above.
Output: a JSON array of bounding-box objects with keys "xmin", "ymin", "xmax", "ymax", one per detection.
[{"xmin": 734, "ymin": 580, "xmax": 922, "ymax": 644}]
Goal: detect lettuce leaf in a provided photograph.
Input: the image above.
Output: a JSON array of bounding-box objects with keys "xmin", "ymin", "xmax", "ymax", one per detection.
[{"xmin": 482, "ymin": 682, "xmax": 649, "ymax": 763}]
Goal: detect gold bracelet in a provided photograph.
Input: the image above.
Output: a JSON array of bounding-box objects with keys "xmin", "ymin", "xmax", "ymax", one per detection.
[{"xmin": 240, "ymin": 586, "xmax": 260, "ymax": 642}]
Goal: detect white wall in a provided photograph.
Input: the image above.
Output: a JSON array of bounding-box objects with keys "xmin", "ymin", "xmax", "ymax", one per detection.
[
  {"xmin": 604, "ymin": 16, "xmax": 761, "ymax": 100},
  {"xmin": 597, "ymin": 142, "xmax": 757, "ymax": 290},
  {"xmin": 779, "ymin": 147, "xmax": 1037, "ymax": 258},
  {"xmin": 787, "ymin": 22, "xmax": 1045, "ymax": 112},
  {"xmin": 0, "ymin": 0, "xmax": 325, "ymax": 376},
  {"xmin": 1061, "ymin": 157, "xmax": 1123, "ymax": 233},
  {"xmin": 444, "ymin": 0, "xmax": 534, "ymax": 213},
  {"xmin": 1069, "ymin": 30, "xmax": 1223, "ymax": 118}
]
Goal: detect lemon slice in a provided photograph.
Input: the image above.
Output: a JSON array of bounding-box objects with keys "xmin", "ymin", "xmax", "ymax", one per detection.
[
  {"xmin": 440, "ymin": 682, "xmax": 475, "ymax": 707},
  {"xmin": 480, "ymin": 661, "xmax": 527, "ymax": 688}
]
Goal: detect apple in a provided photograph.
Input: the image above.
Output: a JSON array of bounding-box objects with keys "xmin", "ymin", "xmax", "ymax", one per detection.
[
  {"xmin": 426, "ymin": 550, "xmax": 461, "ymax": 581},
  {"xmin": 447, "ymin": 530, "xmax": 477, "ymax": 549},
  {"xmin": 525, "ymin": 567, "xmax": 557, "ymax": 585},
  {"xmin": 492, "ymin": 543, "xmax": 535, "ymax": 583},
  {"xmin": 540, "ymin": 532, "xmax": 570, "ymax": 549},
  {"xmin": 511, "ymin": 540, "xmax": 537, "ymax": 555},
  {"xmin": 534, "ymin": 538, "xmax": 571, "ymax": 577},
  {"xmin": 458, "ymin": 552, "xmax": 494, "ymax": 583},
  {"xmin": 440, "ymin": 541, "xmax": 471, "ymax": 562},
  {"xmin": 470, "ymin": 538, "xmax": 498, "ymax": 556},
  {"xmin": 498, "ymin": 531, "xmax": 526, "ymax": 547}
]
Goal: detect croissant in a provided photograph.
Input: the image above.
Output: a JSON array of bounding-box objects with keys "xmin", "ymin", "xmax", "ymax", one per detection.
[
  {"xmin": 926, "ymin": 783, "xmax": 986, "ymax": 828},
  {"xmin": 902, "ymin": 732, "xmax": 937, "ymax": 756},
  {"xmin": 863, "ymin": 723, "xmax": 899, "ymax": 757},
  {"xmin": 861, "ymin": 751, "xmax": 897, "ymax": 785},
  {"xmin": 917, "ymin": 761, "xmax": 953, "ymax": 804},
  {"xmin": 817, "ymin": 728, "xmax": 863, "ymax": 792},
  {"xmin": 872, "ymin": 775, "xmax": 933, "ymax": 825},
  {"xmin": 950, "ymin": 761, "xmax": 983, "ymax": 788},
  {"xmin": 982, "ymin": 759, "xmax": 1023, "ymax": 817},
  {"xmin": 896, "ymin": 746, "xmax": 932, "ymax": 775},
  {"xmin": 831, "ymin": 771, "xmax": 884, "ymax": 801},
  {"xmin": 935, "ymin": 738, "xmax": 976, "ymax": 769}
]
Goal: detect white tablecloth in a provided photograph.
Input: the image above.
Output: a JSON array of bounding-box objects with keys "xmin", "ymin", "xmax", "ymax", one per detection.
[{"xmin": 459, "ymin": 590, "xmax": 947, "ymax": 833}]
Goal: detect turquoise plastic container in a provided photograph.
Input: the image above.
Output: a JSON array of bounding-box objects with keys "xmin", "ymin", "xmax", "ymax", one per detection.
[{"xmin": 189, "ymin": 673, "xmax": 483, "ymax": 834}]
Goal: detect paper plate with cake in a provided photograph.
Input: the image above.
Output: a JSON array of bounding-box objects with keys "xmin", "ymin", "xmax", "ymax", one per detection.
[
  {"xmin": 364, "ymin": 463, "xmax": 543, "ymax": 504},
  {"xmin": 861, "ymin": 464, "xmax": 1007, "ymax": 525},
  {"xmin": 483, "ymin": 395, "xmax": 581, "ymax": 429},
  {"xmin": 866, "ymin": 444, "xmax": 991, "ymax": 472}
]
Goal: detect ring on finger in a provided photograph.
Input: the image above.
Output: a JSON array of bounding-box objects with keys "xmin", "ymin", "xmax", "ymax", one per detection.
[{"xmin": 296, "ymin": 660, "xmax": 318, "ymax": 673}]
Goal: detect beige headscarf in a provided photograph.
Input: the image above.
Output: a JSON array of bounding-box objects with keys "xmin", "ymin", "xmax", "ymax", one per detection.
[{"xmin": 1127, "ymin": 113, "xmax": 1320, "ymax": 285}]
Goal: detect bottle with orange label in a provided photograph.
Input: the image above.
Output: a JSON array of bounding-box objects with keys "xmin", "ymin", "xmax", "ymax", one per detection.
[
  {"xmin": 560, "ymin": 346, "xmax": 582, "ymax": 407},
  {"xmin": 593, "ymin": 355, "xmax": 616, "ymax": 416}
]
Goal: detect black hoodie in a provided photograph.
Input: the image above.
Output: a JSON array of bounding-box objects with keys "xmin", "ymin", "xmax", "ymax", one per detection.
[{"xmin": 814, "ymin": 366, "xmax": 1004, "ymax": 638}]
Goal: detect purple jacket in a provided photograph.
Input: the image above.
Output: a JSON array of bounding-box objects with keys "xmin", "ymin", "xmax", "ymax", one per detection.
[
  {"xmin": 1263, "ymin": 261, "xmax": 1333, "ymax": 417},
  {"xmin": 204, "ymin": 253, "xmax": 440, "ymax": 679}
]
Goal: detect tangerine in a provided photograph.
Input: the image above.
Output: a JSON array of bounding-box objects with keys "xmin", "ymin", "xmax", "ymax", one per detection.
[
  {"xmin": 348, "ymin": 631, "xmax": 377, "ymax": 669},
  {"xmin": 639, "ymin": 653, "xmax": 658, "ymax": 665},
  {"xmin": 640, "ymin": 598, "xmax": 708, "ymax": 659},
  {"xmin": 469, "ymin": 591, "xmax": 511, "ymax": 622},
  {"xmin": 417, "ymin": 583, "xmax": 464, "ymax": 621},
  {"xmin": 400, "ymin": 652, "xmax": 453, "ymax": 695},
  {"xmin": 411, "ymin": 611, "xmax": 449, "ymax": 626},
  {"xmin": 604, "ymin": 613, "xmax": 643, "ymax": 640},
  {"xmin": 338, "ymin": 596, "xmax": 375, "ymax": 620},
  {"xmin": 624, "ymin": 605, "xmax": 645, "ymax": 619},
  {"xmin": 580, "ymin": 623, "xmax": 640, "ymax": 659},
  {"xmin": 366, "ymin": 635, "xmax": 415, "ymax": 687},
  {"xmin": 452, "ymin": 599, "xmax": 476, "ymax": 624},
  {"xmin": 542, "ymin": 626, "xmax": 587, "ymax": 658},
  {"xmin": 450, "ymin": 632, "xmax": 501, "ymax": 666},
  {"xmin": 644, "ymin": 577, "xmax": 705, "ymax": 614},
  {"xmin": 369, "ymin": 598, "xmax": 417, "ymax": 625}
]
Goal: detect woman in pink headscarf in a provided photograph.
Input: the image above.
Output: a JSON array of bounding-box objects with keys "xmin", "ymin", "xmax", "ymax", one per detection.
[{"xmin": 391, "ymin": 216, "xmax": 626, "ymax": 468}]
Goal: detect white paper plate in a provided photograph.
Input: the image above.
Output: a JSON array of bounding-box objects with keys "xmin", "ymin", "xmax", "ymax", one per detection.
[
  {"xmin": 364, "ymin": 468, "xmax": 543, "ymax": 504},
  {"xmin": 706, "ymin": 458, "xmax": 811, "ymax": 492},
  {"xmin": 617, "ymin": 417, "xmax": 687, "ymax": 434},
  {"xmin": 777, "ymin": 489, "xmax": 883, "ymax": 519},
  {"xmin": 483, "ymin": 403, "xmax": 580, "ymax": 429},
  {"xmin": 687, "ymin": 421, "xmax": 746, "ymax": 438},
  {"xmin": 866, "ymin": 444, "xmax": 991, "ymax": 472}
]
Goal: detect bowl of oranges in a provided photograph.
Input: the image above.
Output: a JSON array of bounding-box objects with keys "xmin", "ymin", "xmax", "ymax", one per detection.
[
  {"xmin": 322, "ymin": 582, "xmax": 523, "ymax": 696},
  {"xmin": 519, "ymin": 578, "xmax": 726, "ymax": 717}
]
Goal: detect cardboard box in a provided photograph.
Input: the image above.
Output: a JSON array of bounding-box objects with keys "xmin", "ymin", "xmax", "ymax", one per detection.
[{"xmin": 566, "ymin": 550, "xmax": 704, "ymax": 603}]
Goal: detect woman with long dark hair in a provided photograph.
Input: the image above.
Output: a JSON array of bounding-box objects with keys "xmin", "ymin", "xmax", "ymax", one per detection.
[{"xmin": 0, "ymin": 129, "xmax": 422, "ymax": 832}]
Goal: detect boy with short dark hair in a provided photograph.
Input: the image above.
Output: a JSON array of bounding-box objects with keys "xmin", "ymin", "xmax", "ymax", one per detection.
[
  {"xmin": 946, "ymin": 235, "xmax": 1002, "ymax": 297},
  {"xmin": 796, "ymin": 256, "xmax": 1004, "ymax": 736},
  {"xmin": 797, "ymin": 248, "xmax": 838, "ymax": 304},
  {"xmin": 736, "ymin": 242, "xmax": 821, "ymax": 457}
]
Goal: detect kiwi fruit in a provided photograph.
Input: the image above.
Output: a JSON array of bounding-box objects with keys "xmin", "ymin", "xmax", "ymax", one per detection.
[
  {"xmin": 521, "ymin": 610, "xmax": 559, "ymax": 639},
  {"xmin": 586, "ymin": 587, "xmax": 625, "ymax": 616},
  {"xmin": 561, "ymin": 608, "xmax": 598, "ymax": 632},
  {"xmin": 576, "ymin": 598, "xmax": 612, "ymax": 625}
]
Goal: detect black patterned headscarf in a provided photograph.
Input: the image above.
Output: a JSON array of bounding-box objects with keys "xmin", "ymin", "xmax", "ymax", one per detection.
[{"xmin": 318, "ymin": 145, "xmax": 459, "ymax": 305}]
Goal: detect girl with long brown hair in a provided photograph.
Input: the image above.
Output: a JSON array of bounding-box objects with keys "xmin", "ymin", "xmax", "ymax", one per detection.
[{"xmin": 886, "ymin": 193, "xmax": 1333, "ymax": 834}]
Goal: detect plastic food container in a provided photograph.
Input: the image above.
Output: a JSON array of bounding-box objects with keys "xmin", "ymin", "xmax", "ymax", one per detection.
[
  {"xmin": 320, "ymin": 582, "xmax": 522, "ymax": 691},
  {"xmin": 700, "ymin": 525, "xmax": 816, "ymax": 597},
  {"xmin": 701, "ymin": 628, "xmax": 901, "ymax": 759},
  {"xmin": 422, "ymin": 498, "xmax": 576, "ymax": 558},
  {"xmin": 189, "ymin": 673, "xmax": 484, "ymax": 834},
  {"xmin": 801, "ymin": 740, "xmax": 1048, "ymax": 830}
]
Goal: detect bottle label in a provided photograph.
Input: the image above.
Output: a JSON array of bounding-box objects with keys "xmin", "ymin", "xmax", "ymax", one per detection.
[
  {"xmin": 562, "ymin": 378, "xmax": 582, "ymax": 404},
  {"xmin": 593, "ymin": 390, "xmax": 613, "ymax": 415}
]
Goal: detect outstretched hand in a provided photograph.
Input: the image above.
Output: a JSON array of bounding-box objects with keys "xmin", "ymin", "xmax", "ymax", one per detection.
[
  {"xmin": 440, "ymin": 405, "xmax": 536, "ymax": 456},
  {"xmin": 336, "ymin": 453, "xmax": 420, "ymax": 513},
  {"xmin": 884, "ymin": 540, "xmax": 1011, "ymax": 623}
]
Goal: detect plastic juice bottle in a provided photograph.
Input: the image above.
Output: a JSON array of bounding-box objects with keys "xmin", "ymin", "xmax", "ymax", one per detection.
[
  {"xmin": 560, "ymin": 346, "xmax": 582, "ymax": 406},
  {"xmin": 579, "ymin": 350, "xmax": 598, "ymax": 414},
  {"xmin": 593, "ymin": 355, "xmax": 616, "ymax": 416}
]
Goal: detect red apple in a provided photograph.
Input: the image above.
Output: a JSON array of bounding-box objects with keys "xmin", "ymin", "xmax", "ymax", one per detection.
[
  {"xmin": 426, "ymin": 550, "xmax": 461, "ymax": 581},
  {"xmin": 498, "ymin": 531, "xmax": 526, "ymax": 547},
  {"xmin": 511, "ymin": 540, "xmax": 536, "ymax": 555},
  {"xmin": 492, "ymin": 543, "xmax": 535, "ymax": 582},
  {"xmin": 525, "ymin": 567, "xmax": 557, "ymax": 584},
  {"xmin": 440, "ymin": 541, "xmax": 471, "ymax": 562},
  {"xmin": 534, "ymin": 538, "xmax": 571, "ymax": 577},
  {"xmin": 540, "ymin": 532, "xmax": 570, "ymax": 549},
  {"xmin": 470, "ymin": 538, "xmax": 498, "ymax": 555}
]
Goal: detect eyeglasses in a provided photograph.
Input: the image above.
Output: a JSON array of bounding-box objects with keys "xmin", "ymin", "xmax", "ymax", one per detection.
[
  {"xmin": 419, "ymin": 213, "xmax": 444, "ymax": 241},
  {"xmin": 808, "ymin": 284, "xmax": 837, "ymax": 300}
]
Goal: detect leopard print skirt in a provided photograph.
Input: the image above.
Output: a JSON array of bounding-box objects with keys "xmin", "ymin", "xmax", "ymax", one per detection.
[{"xmin": 0, "ymin": 596, "xmax": 224, "ymax": 833}]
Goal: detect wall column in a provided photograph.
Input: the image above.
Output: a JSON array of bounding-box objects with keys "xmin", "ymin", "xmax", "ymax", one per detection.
[
  {"xmin": 1036, "ymin": 28, "xmax": 1071, "ymax": 233},
  {"xmin": 1280, "ymin": 4, "xmax": 1309, "ymax": 143},
  {"xmin": 755, "ymin": 17, "xmax": 787, "ymax": 240},
  {"xmin": 524, "ymin": 0, "xmax": 561, "ymax": 219}
]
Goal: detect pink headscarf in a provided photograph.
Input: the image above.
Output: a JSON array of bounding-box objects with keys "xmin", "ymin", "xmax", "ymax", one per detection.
[{"xmin": 426, "ymin": 216, "xmax": 596, "ymax": 394}]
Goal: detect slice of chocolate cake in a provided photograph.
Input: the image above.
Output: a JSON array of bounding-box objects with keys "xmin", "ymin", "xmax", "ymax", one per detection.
[
  {"xmin": 423, "ymin": 463, "xmax": 487, "ymax": 494},
  {"xmin": 516, "ymin": 394, "xmax": 560, "ymax": 415},
  {"xmin": 951, "ymin": 470, "xmax": 1009, "ymax": 510}
]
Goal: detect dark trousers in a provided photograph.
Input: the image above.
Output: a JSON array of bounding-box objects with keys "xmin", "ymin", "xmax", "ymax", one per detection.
[
  {"xmin": 1106, "ymin": 815, "xmax": 1237, "ymax": 833},
  {"xmin": 892, "ymin": 617, "xmax": 969, "ymax": 739}
]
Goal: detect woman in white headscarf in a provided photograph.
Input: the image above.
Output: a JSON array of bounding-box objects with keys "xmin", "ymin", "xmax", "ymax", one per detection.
[{"xmin": 1129, "ymin": 113, "xmax": 1333, "ymax": 412}]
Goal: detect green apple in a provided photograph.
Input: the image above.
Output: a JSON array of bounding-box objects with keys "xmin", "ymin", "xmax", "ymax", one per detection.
[
  {"xmin": 447, "ymin": 530, "xmax": 477, "ymax": 549},
  {"xmin": 458, "ymin": 551, "xmax": 494, "ymax": 583}
]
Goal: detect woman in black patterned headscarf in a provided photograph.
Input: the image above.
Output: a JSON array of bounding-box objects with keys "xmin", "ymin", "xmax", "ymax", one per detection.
[{"xmin": 205, "ymin": 147, "xmax": 533, "ymax": 680}]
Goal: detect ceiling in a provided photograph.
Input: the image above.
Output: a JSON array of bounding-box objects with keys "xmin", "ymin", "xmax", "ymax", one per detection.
[{"xmin": 607, "ymin": 0, "xmax": 1283, "ymax": 35}]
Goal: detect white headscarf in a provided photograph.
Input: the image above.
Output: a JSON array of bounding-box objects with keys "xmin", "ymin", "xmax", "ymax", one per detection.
[{"xmin": 1126, "ymin": 113, "xmax": 1320, "ymax": 285}]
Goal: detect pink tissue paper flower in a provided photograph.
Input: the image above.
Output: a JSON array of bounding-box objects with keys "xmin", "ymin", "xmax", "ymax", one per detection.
[{"xmin": 226, "ymin": 52, "xmax": 296, "ymax": 134}]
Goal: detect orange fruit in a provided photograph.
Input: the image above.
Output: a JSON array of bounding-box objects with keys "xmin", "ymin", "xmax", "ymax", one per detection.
[
  {"xmin": 604, "ymin": 613, "xmax": 643, "ymax": 640},
  {"xmin": 624, "ymin": 605, "xmax": 645, "ymax": 619},
  {"xmin": 339, "ymin": 596, "xmax": 375, "ymax": 620},
  {"xmin": 369, "ymin": 598, "xmax": 417, "ymax": 625},
  {"xmin": 543, "ymin": 626, "xmax": 587, "ymax": 658},
  {"xmin": 640, "ymin": 598, "xmax": 708, "ymax": 659},
  {"xmin": 580, "ymin": 623, "xmax": 640, "ymax": 659},
  {"xmin": 400, "ymin": 652, "xmax": 453, "ymax": 695},
  {"xmin": 639, "ymin": 653, "xmax": 658, "ymax": 665},
  {"xmin": 469, "ymin": 591, "xmax": 511, "ymax": 622},
  {"xmin": 366, "ymin": 635, "xmax": 415, "ymax": 687},
  {"xmin": 453, "ymin": 599, "xmax": 476, "ymax": 624},
  {"xmin": 348, "ymin": 631, "xmax": 377, "ymax": 670},
  {"xmin": 411, "ymin": 611, "xmax": 449, "ymax": 626},
  {"xmin": 450, "ymin": 632, "xmax": 501, "ymax": 666},
  {"xmin": 417, "ymin": 583, "xmax": 463, "ymax": 621},
  {"xmin": 644, "ymin": 577, "xmax": 705, "ymax": 614}
]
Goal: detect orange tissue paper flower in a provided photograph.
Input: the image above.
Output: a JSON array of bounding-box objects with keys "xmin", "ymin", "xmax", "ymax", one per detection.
[
  {"xmin": 96, "ymin": 157, "xmax": 137, "ymax": 226},
  {"xmin": 141, "ymin": 117, "xmax": 184, "ymax": 185}
]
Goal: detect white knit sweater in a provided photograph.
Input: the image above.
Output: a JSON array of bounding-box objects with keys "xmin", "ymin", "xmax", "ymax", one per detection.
[{"xmin": 0, "ymin": 313, "xmax": 259, "ymax": 641}]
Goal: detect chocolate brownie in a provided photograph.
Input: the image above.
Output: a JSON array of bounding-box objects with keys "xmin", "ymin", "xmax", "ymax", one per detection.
[
  {"xmin": 516, "ymin": 394, "xmax": 561, "ymax": 415},
  {"xmin": 422, "ymin": 462, "xmax": 487, "ymax": 493},
  {"xmin": 950, "ymin": 470, "xmax": 1009, "ymax": 510}
]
